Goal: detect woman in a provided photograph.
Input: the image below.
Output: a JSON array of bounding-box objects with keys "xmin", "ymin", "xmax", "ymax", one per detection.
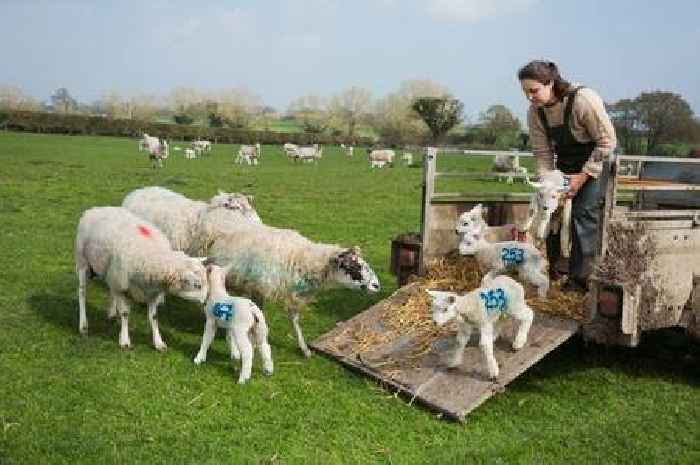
[{"xmin": 518, "ymin": 60, "xmax": 617, "ymax": 292}]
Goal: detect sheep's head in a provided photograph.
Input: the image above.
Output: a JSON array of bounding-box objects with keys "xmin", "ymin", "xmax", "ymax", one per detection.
[
  {"xmin": 426, "ymin": 289, "xmax": 458, "ymax": 326},
  {"xmin": 330, "ymin": 247, "xmax": 380, "ymax": 293},
  {"xmin": 455, "ymin": 204, "xmax": 488, "ymax": 235},
  {"xmin": 209, "ymin": 191, "xmax": 263, "ymax": 223},
  {"xmin": 458, "ymin": 231, "xmax": 482, "ymax": 255},
  {"xmin": 170, "ymin": 254, "xmax": 209, "ymax": 303}
]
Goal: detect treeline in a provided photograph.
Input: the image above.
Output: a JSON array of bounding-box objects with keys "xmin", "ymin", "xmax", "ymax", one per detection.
[{"xmin": 0, "ymin": 110, "xmax": 373, "ymax": 146}]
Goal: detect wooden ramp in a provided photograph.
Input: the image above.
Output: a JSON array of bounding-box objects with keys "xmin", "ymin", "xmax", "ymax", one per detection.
[{"xmin": 311, "ymin": 282, "xmax": 580, "ymax": 422}]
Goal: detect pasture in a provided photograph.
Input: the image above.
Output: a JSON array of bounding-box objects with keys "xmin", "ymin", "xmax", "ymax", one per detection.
[{"xmin": 0, "ymin": 132, "xmax": 698, "ymax": 465}]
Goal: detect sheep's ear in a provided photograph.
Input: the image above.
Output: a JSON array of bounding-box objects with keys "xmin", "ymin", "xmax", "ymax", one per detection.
[{"xmin": 447, "ymin": 295, "xmax": 456, "ymax": 304}]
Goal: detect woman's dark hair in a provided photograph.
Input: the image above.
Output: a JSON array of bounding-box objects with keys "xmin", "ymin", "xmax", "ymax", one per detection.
[{"xmin": 517, "ymin": 60, "xmax": 571, "ymax": 101}]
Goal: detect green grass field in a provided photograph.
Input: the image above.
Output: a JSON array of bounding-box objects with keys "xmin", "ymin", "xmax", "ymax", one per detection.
[{"xmin": 0, "ymin": 132, "xmax": 698, "ymax": 465}]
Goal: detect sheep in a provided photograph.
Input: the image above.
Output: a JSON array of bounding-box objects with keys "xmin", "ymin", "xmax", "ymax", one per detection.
[
  {"xmin": 368, "ymin": 149, "xmax": 395, "ymax": 167},
  {"xmin": 344, "ymin": 145, "xmax": 354, "ymax": 157},
  {"xmin": 427, "ymin": 275, "xmax": 534, "ymax": 379},
  {"xmin": 370, "ymin": 159, "xmax": 387, "ymax": 169},
  {"xmin": 457, "ymin": 230, "xmax": 549, "ymax": 298},
  {"xmin": 141, "ymin": 133, "xmax": 167, "ymax": 168},
  {"xmin": 283, "ymin": 143, "xmax": 299, "ymax": 159},
  {"xmin": 520, "ymin": 169, "xmax": 572, "ymax": 257},
  {"xmin": 122, "ymin": 186, "xmax": 262, "ymax": 255},
  {"xmin": 75, "ymin": 207, "xmax": 209, "ymax": 350},
  {"xmin": 493, "ymin": 153, "xmax": 528, "ymax": 184},
  {"xmin": 205, "ymin": 221, "xmax": 381, "ymax": 357},
  {"xmin": 184, "ymin": 148, "xmax": 198, "ymax": 159},
  {"xmin": 236, "ymin": 145, "xmax": 259, "ymax": 165},
  {"xmin": 192, "ymin": 140, "xmax": 212, "ymax": 153},
  {"xmin": 402, "ymin": 152, "xmax": 413, "ymax": 166},
  {"xmin": 194, "ymin": 264, "xmax": 274, "ymax": 384},
  {"xmin": 455, "ymin": 203, "xmax": 529, "ymax": 244},
  {"xmin": 292, "ymin": 144, "xmax": 322, "ymax": 163}
]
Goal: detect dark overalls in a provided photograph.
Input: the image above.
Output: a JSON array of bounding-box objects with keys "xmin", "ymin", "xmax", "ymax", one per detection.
[{"xmin": 537, "ymin": 87, "xmax": 600, "ymax": 287}]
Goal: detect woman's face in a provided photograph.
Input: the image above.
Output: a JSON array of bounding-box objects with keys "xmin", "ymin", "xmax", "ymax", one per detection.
[{"xmin": 520, "ymin": 78, "xmax": 554, "ymax": 107}]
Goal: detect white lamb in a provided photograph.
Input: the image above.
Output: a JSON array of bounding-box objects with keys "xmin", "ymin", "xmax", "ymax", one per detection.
[
  {"xmin": 236, "ymin": 145, "xmax": 259, "ymax": 165},
  {"xmin": 520, "ymin": 169, "xmax": 572, "ymax": 257},
  {"xmin": 283, "ymin": 143, "xmax": 299, "ymax": 159},
  {"xmin": 194, "ymin": 264, "xmax": 274, "ymax": 384},
  {"xmin": 368, "ymin": 149, "xmax": 395, "ymax": 167},
  {"xmin": 75, "ymin": 207, "xmax": 209, "ymax": 350},
  {"xmin": 122, "ymin": 186, "xmax": 262, "ymax": 255},
  {"xmin": 402, "ymin": 152, "xmax": 413, "ymax": 166},
  {"xmin": 370, "ymin": 159, "xmax": 387, "ymax": 169},
  {"xmin": 427, "ymin": 275, "xmax": 534, "ymax": 379},
  {"xmin": 205, "ymin": 222, "xmax": 381, "ymax": 357},
  {"xmin": 184, "ymin": 148, "xmax": 197, "ymax": 159},
  {"xmin": 493, "ymin": 153, "xmax": 528, "ymax": 184},
  {"xmin": 458, "ymin": 230, "xmax": 549, "ymax": 298}
]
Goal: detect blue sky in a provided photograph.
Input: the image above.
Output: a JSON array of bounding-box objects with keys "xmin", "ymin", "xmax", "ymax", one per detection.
[{"xmin": 1, "ymin": 0, "xmax": 699, "ymax": 122}]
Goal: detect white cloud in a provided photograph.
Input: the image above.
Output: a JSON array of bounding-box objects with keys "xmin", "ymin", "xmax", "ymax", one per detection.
[{"xmin": 427, "ymin": 0, "xmax": 538, "ymax": 23}]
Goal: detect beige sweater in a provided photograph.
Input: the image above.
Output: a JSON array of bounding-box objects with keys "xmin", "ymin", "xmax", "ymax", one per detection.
[{"xmin": 526, "ymin": 86, "xmax": 617, "ymax": 178}]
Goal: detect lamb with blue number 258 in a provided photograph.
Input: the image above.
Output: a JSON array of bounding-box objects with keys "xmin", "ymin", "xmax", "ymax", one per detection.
[{"xmin": 428, "ymin": 275, "xmax": 534, "ymax": 380}]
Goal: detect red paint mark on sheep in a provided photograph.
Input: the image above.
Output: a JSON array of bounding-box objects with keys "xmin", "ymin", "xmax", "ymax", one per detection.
[{"xmin": 138, "ymin": 225, "xmax": 152, "ymax": 238}]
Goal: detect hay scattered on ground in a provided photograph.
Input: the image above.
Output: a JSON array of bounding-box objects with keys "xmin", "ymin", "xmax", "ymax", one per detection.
[{"xmin": 324, "ymin": 252, "xmax": 588, "ymax": 377}]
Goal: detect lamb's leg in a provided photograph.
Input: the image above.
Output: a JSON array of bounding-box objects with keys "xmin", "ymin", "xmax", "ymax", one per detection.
[
  {"xmin": 521, "ymin": 263, "xmax": 550, "ymax": 298},
  {"xmin": 233, "ymin": 327, "xmax": 253, "ymax": 384},
  {"xmin": 252, "ymin": 307, "xmax": 274, "ymax": 376},
  {"xmin": 288, "ymin": 308, "xmax": 311, "ymax": 358},
  {"xmin": 147, "ymin": 299, "xmax": 167, "ymax": 352},
  {"xmin": 560, "ymin": 198, "xmax": 572, "ymax": 258},
  {"xmin": 226, "ymin": 330, "xmax": 241, "ymax": 360},
  {"xmin": 479, "ymin": 321, "xmax": 499, "ymax": 379},
  {"xmin": 106, "ymin": 296, "xmax": 118, "ymax": 320},
  {"xmin": 194, "ymin": 317, "xmax": 217, "ymax": 365},
  {"xmin": 77, "ymin": 265, "xmax": 89, "ymax": 335},
  {"xmin": 115, "ymin": 294, "xmax": 132, "ymax": 349},
  {"xmin": 447, "ymin": 322, "xmax": 472, "ymax": 368},
  {"xmin": 510, "ymin": 304, "xmax": 534, "ymax": 351}
]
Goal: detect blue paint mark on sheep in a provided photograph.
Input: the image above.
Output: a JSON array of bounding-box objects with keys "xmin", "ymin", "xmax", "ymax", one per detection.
[
  {"xmin": 211, "ymin": 302, "xmax": 235, "ymax": 323},
  {"xmin": 479, "ymin": 288, "xmax": 508, "ymax": 315},
  {"xmin": 226, "ymin": 252, "xmax": 317, "ymax": 295},
  {"xmin": 500, "ymin": 247, "xmax": 525, "ymax": 267}
]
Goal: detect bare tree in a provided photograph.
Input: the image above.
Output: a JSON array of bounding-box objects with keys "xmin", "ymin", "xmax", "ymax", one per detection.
[
  {"xmin": 213, "ymin": 88, "xmax": 262, "ymax": 129},
  {"xmin": 328, "ymin": 86, "xmax": 372, "ymax": 137},
  {"xmin": 288, "ymin": 94, "xmax": 329, "ymax": 134},
  {"xmin": 0, "ymin": 85, "xmax": 40, "ymax": 111},
  {"xmin": 51, "ymin": 87, "xmax": 78, "ymax": 113}
]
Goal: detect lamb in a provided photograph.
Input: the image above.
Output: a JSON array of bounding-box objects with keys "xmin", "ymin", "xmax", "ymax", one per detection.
[
  {"xmin": 402, "ymin": 152, "xmax": 413, "ymax": 166},
  {"xmin": 75, "ymin": 207, "xmax": 209, "ymax": 350},
  {"xmin": 520, "ymin": 169, "xmax": 572, "ymax": 257},
  {"xmin": 205, "ymin": 221, "xmax": 381, "ymax": 357},
  {"xmin": 458, "ymin": 230, "xmax": 549, "ymax": 297},
  {"xmin": 370, "ymin": 159, "xmax": 387, "ymax": 169},
  {"xmin": 455, "ymin": 203, "xmax": 528, "ymax": 243},
  {"xmin": 236, "ymin": 145, "xmax": 259, "ymax": 165},
  {"xmin": 184, "ymin": 148, "xmax": 197, "ymax": 159},
  {"xmin": 194, "ymin": 264, "xmax": 273, "ymax": 384},
  {"xmin": 122, "ymin": 186, "xmax": 262, "ymax": 254},
  {"xmin": 292, "ymin": 145, "xmax": 322, "ymax": 163},
  {"xmin": 192, "ymin": 140, "xmax": 212, "ymax": 153},
  {"xmin": 141, "ymin": 133, "xmax": 167, "ymax": 168},
  {"xmin": 493, "ymin": 153, "xmax": 528, "ymax": 184},
  {"xmin": 427, "ymin": 275, "xmax": 534, "ymax": 379},
  {"xmin": 283, "ymin": 143, "xmax": 299, "ymax": 159},
  {"xmin": 368, "ymin": 149, "xmax": 395, "ymax": 167}
]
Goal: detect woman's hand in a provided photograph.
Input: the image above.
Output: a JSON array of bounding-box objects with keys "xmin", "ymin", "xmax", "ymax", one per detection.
[{"xmin": 566, "ymin": 172, "xmax": 590, "ymax": 198}]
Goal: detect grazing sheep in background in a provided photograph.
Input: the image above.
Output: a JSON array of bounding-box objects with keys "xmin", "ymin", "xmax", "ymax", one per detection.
[
  {"xmin": 184, "ymin": 148, "xmax": 197, "ymax": 159},
  {"xmin": 283, "ymin": 143, "xmax": 299, "ymax": 159},
  {"xmin": 236, "ymin": 145, "xmax": 259, "ymax": 165},
  {"xmin": 192, "ymin": 140, "xmax": 212, "ymax": 153},
  {"xmin": 493, "ymin": 153, "xmax": 528, "ymax": 184},
  {"xmin": 122, "ymin": 186, "xmax": 262, "ymax": 254},
  {"xmin": 205, "ymin": 222, "xmax": 380, "ymax": 357},
  {"xmin": 402, "ymin": 152, "xmax": 413, "ymax": 166},
  {"xmin": 427, "ymin": 275, "xmax": 534, "ymax": 379},
  {"xmin": 368, "ymin": 149, "xmax": 395, "ymax": 167},
  {"xmin": 194, "ymin": 264, "xmax": 274, "ymax": 384},
  {"xmin": 344, "ymin": 145, "xmax": 354, "ymax": 157},
  {"xmin": 370, "ymin": 159, "xmax": 387, "ymax": 169},
  {"xmin": 292, "ymin": 144, "xmax": 322, "ymax": 163},
  {"xmin": 458, "ymin": 230, "xmax": 549, "ymax": 298},
  {"xmin": 520, "ymin": 169, "xmax": 572, "ymax": 257},
  {"xmin": 75, "ymin": 207, "xmax": 208, "ymax": 350}
]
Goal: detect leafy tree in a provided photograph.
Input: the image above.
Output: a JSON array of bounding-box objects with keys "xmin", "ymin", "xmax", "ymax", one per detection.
[
  {"xmin": 208, "ymin": 113, "xmax": 224, "ymax": 128},
  {"xmin": 411, "ymin": 97, "xmax": 464, "ymax": 143},
  {"xmin": 50, "ymin": 87, "xmax": 78, "ymax": 113},
  {"xmin": 0, "ymin": 111, "xmax": 9, "ymax": 130},
  {"xmin": 174, "ymin": 114, "xmax": 194, "ymax": 125},
  {"xmin": 478, "ymin": 104, "xmax": 521, "ymax": 147},
  {"xmin": 608, "ymin": 91, "xmax": 695, "ymax": 154}
]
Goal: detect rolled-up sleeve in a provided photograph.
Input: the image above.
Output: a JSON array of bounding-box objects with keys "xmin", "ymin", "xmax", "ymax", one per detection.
[{"xmin": 526, "ymin": 107, "xmax": 554, "ymax": 176}]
